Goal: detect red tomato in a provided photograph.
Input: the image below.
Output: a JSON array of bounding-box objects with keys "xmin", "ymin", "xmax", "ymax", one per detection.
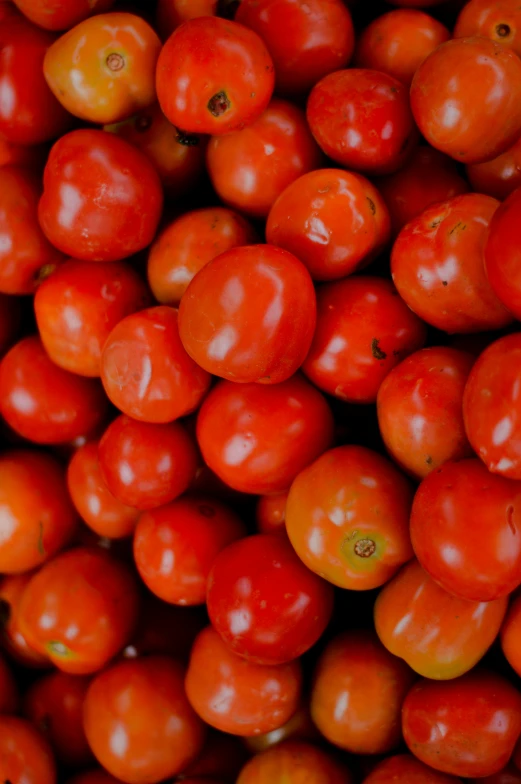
[
  {"xmin": 468, "ymin": 765, "xmax": 521, "ymax": 784},
  {"xmin": 236, "ymin": 740, "xmax": 352, "ymax": 784},
  {"xmin": 454, "ymin": 0, "xmax": 521, "ymax": 57},
  {"xmin": 0, "ymin": 573, "xmax": 50, "ymax": 668},
  {"xmin": 485, "ymin": 187, "xmax": 521, "ymax": 319},
  {"xmin": 0, "ymin": 651, "xmax": 18, "ymax": 714},
  {"xmin": 266, "ymin": 169, "xmax": 391, "ymax": 281},
  {"xmin": 83, "ymin": 656, "xmax": 206, "ymax": 783},
  {"xmin": 256, "ymin": 492, "xmax": 288, "ymax": 535},
  {"xmin": 12, "ymin": 0, "xmax": 116, "ymax": 30},
  {"xmin": 285, "ymin": 445, "xmax": 413, "ymax": 590},
  {"xmin": 196, "ymin": 375, "xmax": 334, "ymax": 495},
  {"xmin": 0, "ymin": 715, "xmax": 56, "ymax": 784},
  {"xmin": 100, "ymin": 306, "xmax": 211, "ymax": 424},
  {"xmin": 156, "ymin": 17, "xmax": 274, "ymax": 135},
  {"xmin": 302, "ymin": 276, "xmax": 427, "ymax": 404},
  {"xmin": 402, "ymin": 671, "xmax": 521, "ymax": 778},
  {"xmin": 362, "ymin": 754, "xmax": 462, "ymax": 784},
  {"xmin": 38, "ymin": 130, "xmax": 163, "ymax": 263},
  {"xmin": 467, "ymin": 137, "xmax": 521, "ymax": 201},
  {"xmin": 410, "ymin": 38, "xmax": 521, "ymax": 164},
  {"xmin": 156, "ymin": 0, "xmax": 217, "ymax": 40},
  {"xmin": 134, "ymin": 495, "xmax": 246, "ymax": 605},
  {"xmin": 501, "ymin": 594, "xmax": 521, "ymax": 679},
  {"xmin": 0, "ymin": 294, "xmax": 20, "ymax": 358}
]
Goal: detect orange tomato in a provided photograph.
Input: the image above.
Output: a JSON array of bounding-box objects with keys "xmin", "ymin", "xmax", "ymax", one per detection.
[
  {"xmin": 236, "ymin": 740, "xmax": 352, "ymax": 784},
  {"xmin": 0, "ymin": 573, "xmax": 50, "ymax": 668},
  {"xmin": 0, "ymin": 715, "xmax": 56, "ymax": 784}
]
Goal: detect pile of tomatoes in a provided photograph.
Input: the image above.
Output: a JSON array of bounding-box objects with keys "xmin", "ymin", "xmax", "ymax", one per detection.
[{"xmin": 3, "ymin": 0, "xmax": 521, "ymax": 782}]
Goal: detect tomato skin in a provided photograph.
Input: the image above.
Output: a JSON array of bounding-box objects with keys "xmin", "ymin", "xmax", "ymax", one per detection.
[
  {"xmin": 302, "ymin": 276, "xmax": 427, "ymax": 404},
  {"xmin": 501, "ymin": 594, "xmax": 521, "ymax": 678},
  {"xmin": 467, "ymin": 137, "xmax": 521, "ymax": 201},
  {"xmin": 402, "ymin": 671, "xmax": 521, "ymax": 778},
  {"xmin": 83, "ymin": 656, "xmax": 206, "ymax": 784},
  {"xmin": 485, "ymin": 187, "xmax": 521, "ymax": 319},
  {"xmin": 256, "ymin": 492, "xmax": 288, "ymax": 535},
  {"xmin": 156, "ymin": 0, "xmax": 217, "ymax": 40},
  {"xmin": 38, "ymin": 130, "xmax": 163, "ymax": 263},
  {"xmin": 236, "ymin": 740, "xmax": 352, "ymax": 784},
  {"xmin": 285, "ymin": 445, "xmax": 413, "ymax": 590},
  {"xmin": 454, "ymin": 0, "xmax": 521, "ymax": 57},
  {"xmin": 101, "ymin": 306, "xmax": 211, "ymax": 424},
  {"xmin": 0, "ymin": 651, "xmax": 18, "ymax": 714},
  {"xmin": 134, "ymin": 496, "xmax": 246, "ymax": 606},
  {"xmin": 196, "ymin": 376, "xmax": 334, "ymax": 495},
  {"xmin": 0, "ymin": 573, "xmax": 50, "ymax": 668},
  {"xmin": 12, "ymin": 0, "xmax": 116, "ymax": 31},
  {"xmin": 186, "ymin": 625, "xmax": 302, "ymax": 736},
  {"xmin": 156, "ymin": 17, "xmax": 274, "ymax": 135},
  {"xmin": 362, "ymin": 754, "xmax": 462, "ymax": 784},
  {"xmin": 410, "ymin": 38, "xmax": 521, "ymax": 164},
  {"xmin": 266, "ymin": 169, "xmax": 390, "ymax": 281},
  {"xmin": 0, "ymin": 715, "xmax": 56, "ymax": 784}
]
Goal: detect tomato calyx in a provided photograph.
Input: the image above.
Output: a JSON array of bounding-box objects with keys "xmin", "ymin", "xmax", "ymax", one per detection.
[
  {"xmin": 354, "ymin": 538, "xmax": 377, "ymax": 558},
  {"xmin": 46, "ymin": 640, "xmax": 74, "ymax": 659},
  {"xmin": 106, "ymin": 52, "xmax": 125, "ymax": 72},
  {"xmin": 208, "ymin": 91, "xmax": 231, "ymax": 117},
  {"xmin": 496, "ymin": 23, "xmax": 511, "ymax": 38}
]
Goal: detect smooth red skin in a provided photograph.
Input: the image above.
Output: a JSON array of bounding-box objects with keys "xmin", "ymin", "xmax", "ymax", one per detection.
[
  {"xmin": 501, "ymin": 594, "xmax": 521, "ymax": 679},
  {"xmin": 392, "ymin": 193, "xmax": 512, "ymax": 334},
  {"xmin": 207, "ymin": 533, "xmax": 334, "ymax": 665},
  {"xmin": 236, "ymin": 740, "xmax": 352, "ymax": 784},
  {"xmin": 0, "ymin": 166, "xmax": 65, "ymax": 295},
  {"xmin": 38, "ymin": 130, "xmax": 163, "ymax": 263},
  {"xmin": 0, "ymin": 652, "xmax": 18, "ymax": 714},
  {"xmin": 12, "ymin": 0, "xmax": 115, "ymax": 30},
  {"xmin": 84, "ymin": 656, "xmax": 206, "ymax": 784},
  {"xmin": 266, "ymin": 168, "xmax": 391, "ymax": 281},
  {"xmin": 186, "ymin": 625, "xmax": 302, "ymax": 736},
  {"xmin": 206, "ymin": 99, "xmax": 322, "ymax": 219},
  {"xmin": 302, "ymin": 276, "xmax": 427, "ymax": 404},
  {"xmin": 0, "ymin": 573, "xmax": 50, "ymax": 668},
  {"xmin": 0, "ymin": 13, "xmax": 72, "ymax": 145},
  {"xmin": 0, "ymin": 716, "xmax": 56, "ymax": 784},
  {"xmin": 156, "ymin": 0, "xmax": 218, "ymax": 40},
  {"xmin": 463, "ymin": 333, "xmax": 521, "ymax": 479},
  {"xmin": 410, "ymin": 37, "xmax": 521, "ymax": 164},
  {"xmin": 98, "ymin": 415, "xmax": 198, "ymax": 511},
  {"xmin": 485, "ymin": 187, "xmax": 521, "ymax": 319},
  {"xmin": 181, "ymin": 729, "xmax": 250, "ymax": 782},
  {"xmin": 0, "ymin": 336, "xmax": 108, "ymax": 445},
  {"xmin": 156, "ymin": 17, "xmax": 275, "ymax": 135},
  {"xmin": 179, "ymin": 245, "xmax": 317, "ymax": 385},
  {"xmin": 307, "ymin": 69, "xmax": 417, "ymax": 175},
  {"xmin": 355, "ymin": 10, "xmax": 450, "ymax": 86},
  {"xmin": 196, "ymin": 375, "xmax": 335, "ymax": 495},
  {"xmin": 23, "ymin": 671, "xmax": 92, "ymax": 767},
  {"xmin": 362, "ymin": 754, "xmax": 462, "ymax": 784},
  {"xmin": 402, "ymin": 671, "xmax": 521, "ymax": 778},
  {"xmin": 101, "ymin": 306, "xmax": 211, "ymax": 424},
  {"xmin": 256, "ymin": 492, "xmax": 287, "ymax": 534},
  {"xmin": 66, "ymin": 772, "xmax": 124, "ymax": 784},
  {"xmin": 0, "ymin": 450, "xmax": 77, "ymax": 574},
  {"xmin": 455, "ymin": 0, "xmax": 521, "ymax": 57},
  {"xmin": 67, "ymin": 441, "xmax": 140, "ymax": 540},
  {"xmin": 18, "ymin": 547, "xmax": 140, "ymax": 674},
  {"xmin": 0, "ymin": 294, "xmax": 20, "ymax": 358},
  {"xmin": 376, "ymin": 146, "xmax": 469, "ymax": 236},
  {"xmin": 467, "ymin": 137, "xmax": 521, "ymax": 201},
  {"xmin": 134, "ymin": 496, "xmax": 246, "ymax": 606}
]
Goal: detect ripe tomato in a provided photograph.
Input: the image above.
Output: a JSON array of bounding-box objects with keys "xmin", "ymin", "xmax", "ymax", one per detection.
[
  {"xmin": 156, "ymin": 17, "xmax": 274, "ymax": 135},
  {"xmin": 12, "ymin": 0, "xmax": 116, "ymax": 30},
  {"xmin": 156, "ymin": 0, "xmax": 217, "ymax": 39},
  {"xmin": 402, "ymin": 671, "xmax": 521, "ymax": 778},
  {"xmin": 485, "ymin": 187, "xmax": 521, "ymax": 319},
  {"xmin": 0, "ymin": 651, "xmax": 18, "ymax": 714},
  {"xmin": 236, "ymin": 740, "xmax": 352, "ymax": 784},
  {"xmin": 0, "ymin": 715, "xmax": 56, "ymax": 784},
  {"xmin": 501, "ymin": 594, "xmax": 521, "ymax": 679},
  {"xmin": 375, "ymin": 559, "xmax": 508, "ymax": 680},
  {"xmin": 362, "ymin": 754, "xmax": 462, "ymax": 784},
  {"xmin": 101, "ymin": 306, "xmax": 211, "ymax": 423},
  {"xmin": 468, "ymin": 766, "xmax": 521, "ymax": 784},
  {"xmin": 179, "ymin": 245, "xmax": 316, "ymax": 384},
  {"xmin": 83, "ymin": 656, "xmax": 206, "ymax": 783},
  {"xmin": 0, "ymin": 573, "xmax": 49, "ymax": 668},
  {"xmin": 410, "ymin": 38, "xmax": 521, "ymax": 164},
  {"xmin": 196, "ymin": 376, "xmax": 334, "ymax": 495},
  {"xmin": 38, "ymin": 129, "xmax": 163, "ymax": 263},
  {"xmin": 18, "ymin": 547, "xmax": 140, "ymax": 674},
  {"xmin": 467, "ymin": 137, "xmax": 521, "ymax": 201},
  {"xmin": 147, "ymin": 207, "xmax": 256, "ymax": 306},
  {"xmin": 243, "ymin": 703, "xmax": 319, "ymax": 754},
  {"xmin": 302, "ymin": 276, "xmax": 427, "ymax": 403},
  {"xmin": 256, "ymin": 492, "xmax": 288, "ymax": 535},
  {"xmin": 66, "ymin": 772, "xmax": 123, "ymax": 784},
  {"xmin": 185, "ymin": 625, "xmax": 302, "ymax": 736},
  {"xmin": 285, "ymin": 445, "xmax": 413, "ymax": 590},
  {"xmin": 134, "ymin": 495, "xmax": 246, "ymax": 605},
  {"xmin": 266, "ymin": 169, "xmax": 390, "ymax": 281},
  {"xmin": 454, "ymin": 0, "xmax": 521, "ymax": 56}
]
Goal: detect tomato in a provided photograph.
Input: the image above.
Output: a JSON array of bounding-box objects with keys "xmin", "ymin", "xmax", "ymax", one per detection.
[
  {"xmin": 0, "ymin": 294, "xmax": 20, "ymax": 358},
  {"xmin": 83, "ymin": 656, "xmax": 206, "ymax": 784},
  {"xmin": 244, "ymin": 703, "xmax": 319, "ymax": 753},
  {"xmin": 179, "ymin": 245, "xmax": 316, "ymax": 384},
  {"xmin": 236, "ymin": 740, "xmax": 352, "ymax": 784},
  {"xmin": 402, "ymin": 671, "xmax": 521, "ymax": 778},
  {"xmin": 501, "ymin": 593, "xmax": 521, "ymax": 678},
  {"xmin": 266, "ymin": 169, "xmax": 391, "ymax": 281},
  {"xmin": 362, "ymin": 754, "xmax": 462, "ymax": 784},
  {"xmin": 196, "ymin": 376, "xmax": 334, "ymax": 495},
  {"xmin": 375, "ymin": 559, "xmax": 508, "ymax": 680},
  {"xmin": 454, "ymin": 0, "xmax": 521, "ymax": 56},
  {"xmin": 256, "ymin": 492, "xmax": 288, "ymax": 535},
  {"xmin": 0, "ymin": 137, "xmax": 47, "ymax": 169},
  {"xmin": 285, "ymin": 445, "xmax": 413, "ymax": 590},
  {"xmin": 0, "ymin": 573, "xmax": 49, "ymax": 668},
  {"xmin": 18, "ymin": 547, "xmax": 140, "ymax": 674},
  {"xmin": 468, "ymin": 766, "xmax": 521, "ymax": 784},
  {"xmin": 185, "ymin": 625, "xmax": 302, "ymax": 736},
  {"xmin": 66, "ymin": 771, "xmax": 124, "ymax": 784},
  {"xmin": 307, "ymin": 69, "xmax": 417, "ymax": 175},
  {"xmin": 0, "ymin": 715, "xmax": 56, "ymax": 784},
  {"xmin": 181, "ymin": 729, "xmax": 250, "ymax": 782},
  {"xmin": 147, "ymin": 207, "xmax": 256, "ymax": 306},
  {"xmin": 302, "ymin": 276, "xmax": 427, "ymax": 404},
  {"xmin": 410, "ymin": 38, "xmax": 521, "ymax": 164},
  {"xmin": 0, "ymin": 651, "xmax": 18, "ymax": 714},
  {"xmin": 12, "ymin": 0, "xmax": 116, "ymax": 31},
  {"xmin": 101, "ymin": 306, "xmax": 211, "ymax": 423},
  {"xmin": 156, "ymin": 0, "xmax": 217, "ymax": 40},
  {"xmin": 485, "ymin": 187, "xmax": 521, "ymax": 319},
  {"xmin": 467, "ymin": 137, "xmax": 521, "ymax": 201},
  {"xmin": 134, "ymin": 495, "xmax": 246, "ymax": 605},
  {"xmin": 38, "ymin": 130, "xmax": 163, "ymax": 263},
  {"xmin": 156, "ymin": 17, "xmax": 274, "ymax": 135}
]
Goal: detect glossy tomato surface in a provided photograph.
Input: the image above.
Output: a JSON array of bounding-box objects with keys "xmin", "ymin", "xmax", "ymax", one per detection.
[
  {"xmin": 467, "ymin": 137, "xmax": 521, "ymax": 201},
  {"xmin": 0, "ymin": 573, "xmax": 50, "ymax": 668},
  {"xmin": 0, "ymin": 715, "xmax": 56, "ymax": 784},
  {"xmin": 12, "ymin": 0, "xmax": 116, "ymax": 30},
  {"xmin": 485, "ymin": 187, "xmax": 521, "ymax": 319},
  {"xmin": 362, "ymin": 754, "xmax": 462, "ymax": 784},
  {"xmin": 156, "ymin": 0, "xmax": 218, "ymax": 39},
  {"xmin": 454, "ymin": 0, "xmax": 521, "ymax": 57},
  {"xmin": 236, "ymin": 740, "xmax": 352, "ymax": 784}
]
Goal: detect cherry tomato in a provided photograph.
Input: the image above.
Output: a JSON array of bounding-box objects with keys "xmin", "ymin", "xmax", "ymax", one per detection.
[
  {"xmin": 302, "ymin": 276, "xmax": 427, "ymax": 404},
  {"xmin": 0, "ymin": 294, "xmax": 20, "ymax": 358},
  {"xmin": 196, "ymin": 375, "xmax": 334, "ymax": 495},
  {"xmin": 0, "ymin": 715, "xmax": 56, "ymax": 784},
  {"xmin": 266, "ymin": 169, "xmax": 391, "ymax": 281},
  {"xmin": 243, "ymin": 702, "xmax": 319, "ymax": 753},
  {"xmin": 101, "ymin": 306, "xmax": 211, "ymax": 423},
  {"xmin": 0, "ymin": 651, "xmax": 18, "ymax": 714},
  {"xmin": 454, "ymin": 0, "xmax": 521, "ymax": 56},
  {"xmin": 12, "ymin": 0, "xmax": 116, "ymax": 31},
  {"xmin": 156, "ymin": 0, "xmax": 217, "ymax": 40},
  {"xmin": 467, "ymin": 137, "xmax": 521, "ymax": 201},
  {"xmin": 66, "ymin": 771, "xmax": 124, "ymax": 784},
  {"xmin": 38, "ymin": 129, "xmax": 163, "ymax": 263},
  {"xmin": 134, "ymin": 495, "xmax": 246, "ymax": 605},
  {"xmin": 285, "ymin": 445, "xmax": 413, "ymax": 590},
  {"xmin": 501, "ymin": 594, "xmax": 521, "ymax": 679},
  {"xmin": 185, "ymin": 625, "xmax": 302, "ymax": 736},
  {"xmin": 156, "ymin": 17, "xmax": 274, "ymax": 135},
  {"xmin": 18, "ymin": 547, "xmax": 140, "ymax": 674},
  {"xmin": 181, "ymin": 728, "xmax": 250, "ymax": 782},
  {"xmin": 0, "ymin": 573, "xmax": 50, "ymax": 668},
  {"xmin": 375, "ymin": 559, "xmax": 508, "ymax": 680},
  {"xmin": 83, "ymin": 656, "xmax": 206, "ymax": 783},
  {"xmin": 410, "ymin": 38, "xmax": 521, "ymax": 164},
  {"xmin": 147, "ymin": 207, "xmax": 256, "ymax": 306},
  {"xmin": 256, "ymin": 492, "xmax": 288, "ymax": 535},
  {"xmin": 362, "ymin": 754, "xmax": 462, "ymax": 784},
  {"xmin": 485, "ymin": 187, "xmax": 521, "ymax": 319},
  {"xmin": 402, "ymin": 671, "xmax": 521, "ymax": 778},
  {"xmin": 236, "ymin": 740, "xmax": 352, "ymax": 784}
]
